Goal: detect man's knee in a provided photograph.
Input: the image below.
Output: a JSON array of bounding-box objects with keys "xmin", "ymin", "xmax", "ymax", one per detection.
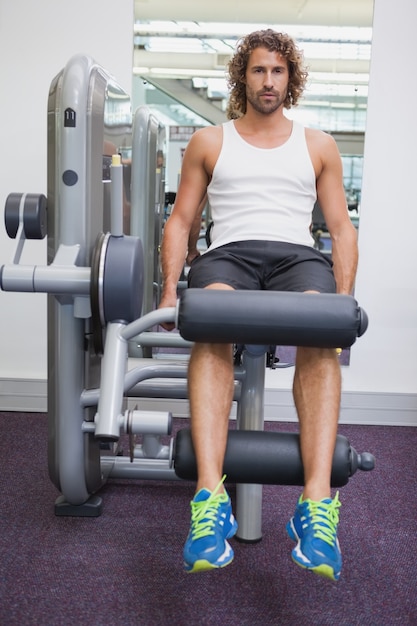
[{"xmin": 205, "ymin": 283, "xmax": 235, "ymax": 291}]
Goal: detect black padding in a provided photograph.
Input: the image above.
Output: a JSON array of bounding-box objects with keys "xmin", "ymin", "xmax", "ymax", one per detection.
[
  {"xmin": 103, "ymin": 235, "xmax": 143, "ymax": 323},
  {"xmin": 174, "ymin": 428, "xmax": 364, "ymax": 487},
  {"xmin": 4, "ymin": 192, "xmax": 23, "ymax": 239},
  {"xmin": 178, "ymin": 289, "xmax": 367, "ymax": 348},
  {"xmin": 23, "ymin": 193, "xmax": 47, "ymax": 239}
]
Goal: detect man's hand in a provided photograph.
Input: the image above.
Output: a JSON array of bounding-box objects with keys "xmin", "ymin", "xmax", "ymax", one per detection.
[
  {"xmin": 186, "ymin": 249, "xmax": 200, "ymax": 266},
  {"xmin": 158, "ymin": 290, "xmax": 178, "ymax": 331}
]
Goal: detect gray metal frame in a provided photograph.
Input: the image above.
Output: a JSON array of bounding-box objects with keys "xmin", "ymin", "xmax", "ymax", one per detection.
[
  {"xmin": 0, "ymin": 54, "xmax": 266, "ymax": 539},
  {"xmin": 46, "ymin": 55, "xmax": 111, "ymax": 505}
]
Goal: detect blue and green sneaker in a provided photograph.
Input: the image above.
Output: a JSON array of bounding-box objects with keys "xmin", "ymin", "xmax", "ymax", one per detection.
[
  {"xmin": 183, "ymin": 476, "xmax": 238, "ymax": 573},
  {"xmin": 286, "ymin": 491, "xmax": 342, "ymax": 581}
]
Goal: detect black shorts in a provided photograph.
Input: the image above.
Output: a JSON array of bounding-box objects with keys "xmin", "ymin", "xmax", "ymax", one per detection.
[{"xmin": 188, "ymin": 240, "xmax": 336, "ymax": 293}]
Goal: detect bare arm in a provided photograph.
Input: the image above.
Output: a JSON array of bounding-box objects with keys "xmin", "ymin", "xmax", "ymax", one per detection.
[
  {"xmin": 314, "ymin": 133, "xmax": 358, "ymax": 295},
  {"xmin": 159, "ymin": 129, "xmax": 214, "ymax": 313},
  {"xmin": 186, "ymin": 194, "xmax": 207, "ymax": 265}
]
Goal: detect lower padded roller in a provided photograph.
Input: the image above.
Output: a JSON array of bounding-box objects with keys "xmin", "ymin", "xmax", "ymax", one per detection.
[{"xmin": 174, "ymin": 428, "xmax": 374, "ymax": 487}]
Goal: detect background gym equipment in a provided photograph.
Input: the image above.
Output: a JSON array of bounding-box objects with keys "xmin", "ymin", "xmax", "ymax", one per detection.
[
  {"xmin": 130, "ymin": 106, "xmax": 166, "ymax": 320},
  {"xmin": 0, "ymin": 55, "xmax": 374, "ymax": 542}
]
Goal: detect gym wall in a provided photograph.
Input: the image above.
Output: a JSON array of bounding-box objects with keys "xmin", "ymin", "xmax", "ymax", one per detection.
[{"xmin": 0, "ymin": 0, "xmax": 416, "ymax": 426}]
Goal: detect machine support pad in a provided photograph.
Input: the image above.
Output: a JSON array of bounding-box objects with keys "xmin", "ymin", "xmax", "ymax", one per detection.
[
  {"xmin": 177, "ymin": 289, "xmax": 368, "ymax": 348},
  {"xmin": 174, "ymin": 428, "xmax": 372, "ymax": 487}
]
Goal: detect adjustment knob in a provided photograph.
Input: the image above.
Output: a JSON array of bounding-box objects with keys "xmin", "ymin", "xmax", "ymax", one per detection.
[{"xmin": 357, "ymin": 452, "xmax": 375, "ymax": 471}]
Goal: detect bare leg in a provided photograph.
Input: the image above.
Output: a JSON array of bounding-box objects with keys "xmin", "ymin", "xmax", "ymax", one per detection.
[
  {"xmin": 188, "ymin": 283, "xmax": 235, "ymax": 494},
  {"xmin": 188, "ymin": 341, "xmax": 234, "ymax": 493},
  {"xmin": 293, "ymin": 346, "xmax": 341, "ymax": 501}
]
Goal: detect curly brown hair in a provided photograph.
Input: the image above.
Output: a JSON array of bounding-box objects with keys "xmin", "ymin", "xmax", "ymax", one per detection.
[{"xmin": 226, "ymin": 29, "xmax": 308, "ymax": 119}]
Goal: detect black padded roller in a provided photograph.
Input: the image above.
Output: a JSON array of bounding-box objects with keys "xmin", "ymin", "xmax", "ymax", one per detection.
[
  {"xmin": 177, "ymin": 289, "xmax": 368, "ymax": 348},
  {"xmin": 23, "ymin": 193, "xmax": 47, "ymax": 239},
  {"xmin": 174, "ymin": 428, "xmax": 374, "ymax": 487},
  {"xmin": 4, "ymin": 192, "xmax": 22, "ymax": 238}
]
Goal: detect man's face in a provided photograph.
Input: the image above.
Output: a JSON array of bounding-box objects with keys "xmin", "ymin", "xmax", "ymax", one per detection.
[{"xmin": 244, "ymin": 47, "xmax": 289, "ymax": 115}]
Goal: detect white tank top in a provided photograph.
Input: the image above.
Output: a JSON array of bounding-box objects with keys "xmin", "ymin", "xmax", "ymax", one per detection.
[{"xmin": 207, "ymin": 120, "xmax": 316, "ymax": 250}]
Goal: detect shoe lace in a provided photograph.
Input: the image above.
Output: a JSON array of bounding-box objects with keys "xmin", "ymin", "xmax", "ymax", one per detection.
[
  {"xmin": 305, "ymin": 492, "xmax": 341, "ymax": 546},
  {"xmin": 190, "ymin": 475, "xmax": 228, "ymax": 540}
]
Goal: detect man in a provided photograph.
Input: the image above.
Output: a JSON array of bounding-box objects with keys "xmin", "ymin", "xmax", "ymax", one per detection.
[{"xmin": 159, "ymin": 29, "xmax": 358, "ymax": 581}]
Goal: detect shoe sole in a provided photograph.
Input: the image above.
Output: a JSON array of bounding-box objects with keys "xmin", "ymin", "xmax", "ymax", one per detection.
[
  {"xmin": 290, "ymin": 555, "xmax": 340, "ymax": 581},
  {"xmin": 184, "ymin": 539, "xmax": 235, "ymax": 573},
  {"xmin": 185, "ymin": 554, "xmax": 235, "ymax": 573}
]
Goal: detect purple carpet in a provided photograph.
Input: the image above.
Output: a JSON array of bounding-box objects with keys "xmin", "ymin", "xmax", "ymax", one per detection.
[{"xmin": 0, "ymin": 412, "xmax": 415, "ymax": 625}]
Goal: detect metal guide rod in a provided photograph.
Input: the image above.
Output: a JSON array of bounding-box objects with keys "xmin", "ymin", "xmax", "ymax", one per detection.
[
  {"xmin": 0, "ymin": 264, "xmax": 90, "ymax": 294},
  {"xmin": 110, "ymin": 154, "xmax": 123, "ymax": 237},
  {"xmin": 94, "ymin": 322, "xmax": 129, "ymax": 439},
  {"xmin": 1, "ymin": 241, "xmax": 89, "ymax": 295},
  {"xmin": 121, "ymin": 307, "xmax": 177, "ymax": 341},
  {"xmin": 236, "ymin": 350, "xmax": 266, "ymax": 542},
  {"xmin": 82, "ymin": 409, "xmax": 171, "ymax": 436},
  {"xmin": 92, "ymin": 308, "xmax": 177, "ymax": 438},
  {"xmin": 81, "ymin": 363, "xmax": 189, "ymax": 406}
]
